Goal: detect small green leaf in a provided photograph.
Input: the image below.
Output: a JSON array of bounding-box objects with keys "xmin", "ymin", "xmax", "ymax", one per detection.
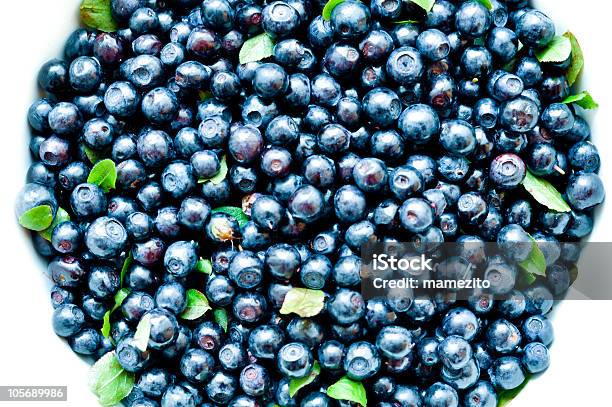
[
  {"xmin": 521, "ymin": 171, "xmax": 571, "ymax": 213},
  {"xmin": 475, "ymin": 0, "xmax": 493, "ymax": 9},
  {"xmin": 101, "ymin": 288, "xmax": 131, "ymax": 338},
  {"xmin": 198, "ymin": 90, "xmax": 213, "ymax": 101},
  {"xmin": 563, "ymin": 31, "xmax": 584, "ymax": 86},
  {"xmin": 290, "ymin": 362, "xmax": 321, "ymax": 397},
  {"xmin": 280, "ymin": 288, "xmax": 325, "ymax": 318},
  {"xmin": 120, "ymin": 253, "xmax": 133, "ymax": 288},
  {"xmin": 518, "ymin": 236, "xmax": 547, "ymax": 278},
  {"xmin": 327, "ymin": 376, "xmax": 367, "ymax": 406},
  {"xmin": 239, "ymin": 33, "xmax": 275, "ymax": 64},
  {"xmin": 133, "ymin": 314, "xmax": 152, "ymax": 352},
  {"xmin": 562, "ymin": 91, "xmax": 599, "ymax": 110},
  {"xmin": 87, "ymin": 159, "xmax": 117, "ymax": 193},
  {"xmin": 39, "ymin": 207, "xmax": 70, "ymax": 240},
  {"xmin": 322, "ymin": 0, "xmax": 347, "ymax": 20},
  {"xmin": 498, "ymin": 375, "xmax": 531, "ymax": 407},
  {"xmin": 80, "ymin": 0, "xmax": 118, "ymax": 32},
  {"xmin": 392, "ymin": 20, "xmax": 420, "ymax": 24},
  {"xmin": 195, "ymin": 258, "xmax": 213, "ymax": 274},
  {"xmin": 214, "ymin": 308, "xmax": 229, "ymax": 332},
  {"xmin": 18, "ymin": 205, "xmax": 54, "ymax": 231},
  {"xmin": 212, "ymin": 206, "xmax": 250, "ymax": 228},
  {"xmin": 409, "ymin": 0, "xmax": 435, "ymax": 12},
  {"xmin": 180, "ymin": 289, "xmax": 212, "ymax": 320},
  {"xmin": 83, "ymin": 145, "xmax": 103, "ymax": 164},
  {"xmin": 199, "ymin": 156, "xmax": 228, "ymax": 185},
  {"xmin": 88, "ymin": 352, "xmax": 135, "ymax": 407},
  {"xmin": 535, "ymin": 35, "xmax": 572, "ymax": 63},
  {"xmin": 473, "ymin": 37, "xmax": 486, "ymax": 46}
]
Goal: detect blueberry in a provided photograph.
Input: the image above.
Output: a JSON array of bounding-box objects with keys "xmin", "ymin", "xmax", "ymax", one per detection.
[
  {"xmin": 180, "ymin": 348, "xmax": 215, "ymax": 383},
  {"xmin": 489, "ymin": 154, "xmax": 526, "ymax": 189},
  {"xmin": 141, "ymin": 87, "xmax": 179, "ymax": 124},
  {"xmin": 69, "ymin": 328, "xmax": 101, "ymax": 355},
  {"xmin": 516, "ymin": 10, "xmax": 555, "ymax": 47},
  {"xmin": 262, "ymin": 2, "xmax": 300, "ymax": 38},
  {"xmin": 463, "ymin": 381, "xmax": 497, "ymax": 407},
  {"xmin": 38, "ymin": 59, "xmax": 69, "ymax": 94},
  {"xmin": 566, "ymin": 172, "xmax": 605, "ymax": 210},
  {"xmin": 327, "ymin": 289, "xmax": 365, "ymax": 325},
  {"xmin": 330, "ymin": 0, "xmax": 371, "ymax": 40},
  {"xmin": 386, "ymin": 47, "xmax": 424, "ymax": 85},
  {"xmin": 438, "ymin": 335, "xmax": 472, "ymax": 370},
  {"xmin": 398, "ymin": 104, "xmax": 440, "ymax": 144},
  {"xmin": 116, "ymin": 334, "xmax": 151, "ymax": 372},
  {"xmin": 488, "ymin": 356, "xmax": 525, "ymax": 390},
  {"xmin": 277, "ymin": 342, "xmax": 313, "ymax": 378},
  {"xmin": 423, "ymin": 382, "xmax": 459, "ymax": 407},
  {"xmin": 344, "ymin": 341, "xmax": 381, "ymax": 380},
  {"xmin": 52, "ymin": 304, "xmax": 85, "ymax": 337},
  {"xmin": 568, "ymin": 141, "xmax": 600, "ymax": 172},
  {"xmin": 455, "ymin": 1, "xmax": 491, "ymax": 38},
  {"xmin": 48, "ymin": 102, "xmax": 83, "ymax": 137},
  {"xmin": 69, "ymin": 56, "xmax": 102, "ymax": 93},
  {"xmin": 417, "ymin": 29, "xmax": 450, "ymax": 61}
]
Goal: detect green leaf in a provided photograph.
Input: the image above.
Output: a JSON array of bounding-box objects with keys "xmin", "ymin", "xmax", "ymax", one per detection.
[
  {"xmin": 198, "ymin": 90, "xmax": 213, "ymax": 101},
  {"xmin": 101, "ymin": 288, "xmax": 131, "ymax": 338},
  {"xmin": 195, "ymin": 258, "xmax": 213, "ymax": 274},
  {"xmin": 563, "ymin": 31, "xmax": 584, "ymax": 86},
  {"xmin": 475, "ymin": 0, "xmax": 493, "ymax": 9},
  {"xmin": 87, "ymin": 159, "xmax": 117, "ymax": 193},
  {"xmin": 327, "ymin": 376, "xmax": 367, "ymax": 406},
  {"xmin": 120, "ymin": 253, "xmax": 133, "ymax": 288},
  {"xmin": 280, "ymin": 288, "xmax": 325, "ymax": 318},
  {"xmin": 409, "ymin": 0, "xmax": 435, "ymax": 12},
  {"xmin": 562, "ymin": 91, "xmax": 599, "ymax": 110},
  {"xmin": 535, "ymin": 35, "xmax": 572, "ymax": 63},
  {"xmin": 473, "ymin": 37, "xmax": 486, "ymax": 46},
  {"xmin": 214, "ymin": 308, "xmax": 229, "ymax": 332},
  {"xmin": 180, "ymin": 289, "xmax": 212, "ymax": 320},
  {"xmin": 521, "ymin": 170, "xmax": 571, "ymax": 213},
  {"xmin": 518, "ymin": 236, "xmax": 547, "ymax": 278},
  {"xmin": 322, "ymin": 0, "xmax": 347, "ymax": 20},
  {"xmin": 239, "ymin": 33, "xmax": 275, "ymax": 64},
  {"xmin": 83, "ymin": 145, "xmax": 103, "ymax": 164},
  {"xmin": 133, "ymin": 314, "xmax": 152, "ymax": 352},
  {"xmin": 212, "ymin": 206, "xmax": 250, "ymax": 228},
  {"xmin": 80, "ymin": 0, "xmax": 118, "ymax": 32},
  {"xmin": 289, "ymin": 362, "xmax": 320, "ymax": 397},
  {"xmin": 39, "ymin": 207, "xmax": 70, "ymax": 240},
  {"xmin": 88, "ymin": 352, "xmax": 135, "ymax": 407},
  {"xmin": 199, "ymin": 156, "xmax": 228, "ymax": 185},
  {"xmin": 392, "ymin": 20, "xmax": 420, "ymax": 24},
  {"xmin": 498, "ymin": 375, "xmax": 531, "ymax": 407},
  {"xmin": 18, "ymin": 205, "xmax": 54, "ymax": 231}
]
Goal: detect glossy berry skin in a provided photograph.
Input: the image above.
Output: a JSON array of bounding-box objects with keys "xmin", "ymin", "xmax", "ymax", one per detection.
[
  {"xmin": 330, "ymin": 1, "xmax": 371, "ymax": 40},
  {"xmin": 515, "ymin": 10, "xmax": 555, "ymax": 47},
  {"xmin": 568, "ymin": 141, "xmax": 600, "ymax": 172},
  {"xmin": 277, "ymin": 342, "xmax": 313, "ymax": 378},
  {"xmin": 489, "ymin": 154, "xmax": 526, "ymax": 189},
  {"xmin": 327, "ymin": 289, "xmax": 365, "ymax": 326},
  {"xmin": 164, "ymin": 241, "xmax": 197, "ymax": 277},
  {"xmin": 52, "ymin": 304, "xmax": 85, "ymax": 337},
  {"xmin": 288, "ymin": 185, "xmax": 325, "ymax": 223},
  {"xmin": 116, "ymin": 335, "xmax": 151, "ymax": 373},
  {"xmin": 318, "ymin": 340, "xmax": 345, "ymax": 371},
  {"xmin": 488, "ymin": 356, "xmax": 525, "ymax": 390},
  {"xmin": 262, "ymin": 1, "xmax": 300, "ymax": 38},
  {"xmin": 265, "ymin": 243, "xmax": 301, "ymax": 281},
  {"xmin": 566, "ymin": 172, "xmax": 605, "ymax": 210},
  {"xmin": 229, "ymin": 250, "xmax": 264, "ymax": 289},
  {"xmin": 252, "ymin": 63, "xmax": 288, "ymax": 99},
  {"xmin": 463, "ymin": 381, "xmax": 497, "ymax": 407},
  {"xmin": 180, "ymin": 348, "xmax": 215, "ymax": 383},
  {"xmin": 239, "ymin": 364, "xmax": 270, "ymax": 397},
  {"xmin": 522, "ymin": 315, "xmax": 554, "ymax": 346},
  {"xmin": 399, "ymin": 198, "xmax": 434, "ymax": 233},
  {"xmin": 442, "ymin": 307, "xmax": 479, "ymax": 341},
  {"xmin": 251, "ymin": 195, "xmax": 285, "ymax": 231},
  {"xmin": 334, "ymin": 185, "xmax": 367, "ymax": 223},
  {"xmin": 417, "ymin": 29, "xmax": 450, "ymax": 61},
  {"xmin": 438, "ymin": 335, "xmax": 472, "ymax": 370},
  {"xmin": 398, "ymin": 104, "xmax": 440, "ymax": 144},
  {"xmin": 362, "ymin": 87, "xmax": 402, "ymax": 128},
  {"xmin": 424, "ymin": 382, "xmax": 459, "ymax": 407},
  {"xmin": 376, "ymin": 326, "xmax": 413, "ymax": 360},
  {"xmin": 300, "ymin": 254, "xmax": 332, "ymax": 289},
  {"xmin": 344, "ymin": 341, "xmax": 381, "ymax": 380},
  {"xmin": 386, "ymin": 47, "xmax": 424, "ymax": 85}
]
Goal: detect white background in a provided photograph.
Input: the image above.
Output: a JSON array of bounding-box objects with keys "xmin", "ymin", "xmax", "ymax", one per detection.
[{"xmin": 0, "ymin": 0, "xmax": 610, "ymax": 406}]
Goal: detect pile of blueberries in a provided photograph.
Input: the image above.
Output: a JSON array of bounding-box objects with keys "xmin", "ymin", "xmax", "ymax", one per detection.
[{"xmin": 16, "ymin": 0, "xmax": 606, "ymax": 405}]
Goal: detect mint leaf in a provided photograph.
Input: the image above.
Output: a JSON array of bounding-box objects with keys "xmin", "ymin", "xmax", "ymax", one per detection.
[
  {"xmin": 83, "ymin": 145, "xmax": 103, "ymax": 164},
  {"xmin": 280, "ymin": 288, "xmax": 325, "ymax": 318},
  {"xmin": 39, "ymin": 207, "xmax": 70, "ymax": 240},
  {"xmin": 88, "ymin": 352, "xmax": 135, "ymax": 407},
  {"xmin": 239, "ymin": 33, "xmax": 275, "ymax": 64},
  {"xmin": 518, "ymin": 236, "xmax": 547, "ymax": 278},
  {"xmin": 101, "ymin": 288, "xmax": 130, "ymax": 338},
  {"xmin": 180, "ymin": 289, "xmax": 212, "ymax": 320},
  {"xmin": 562, "ymin": 91, "xmax": 599, "ymax": 110},
  {"xmin": 410, "ymin": 0, "xmax": 435, "ymax": 12},
  {"xmin": 214, "ymin": 308, "xmax": 229, "ymax": 332},
  {"xmin": 563, "ymin": 31, "xmax": 583, "ymax": 86},
  {"xmin": 87, "ymin": 159, "xmax": 117, "ymax": 193},
  {"xmin": 18, "ymin": 205, "xmax": 54, "ymax": 231},
  {"xmin": 521, "ymin": 171, "xmax": 571, "ymax": 213},
  {"xmin": 535, "ymin": 35, "xmax": 571, "ymax": 63},
  {"xmin": 212, "ymin": 206, "xmax": 250, "ymax": 228},
  {"xmin": 80, "ymin": 0, "xmax": 118, "ymax": 33},
  {"xmin": 327, "ymin": 376, "xmax": 367, "ymax": 406},
  {"xmin": 322, "ymin": 0, "xmax": 347, "ymax": 20},
  {"xmin": 195, "ymin": 258, "xmax": 213, "ymax": 274},
  {"xmin": 498, "ymin": 375, "xmax": 531, "ymax": 407},
  {"xmin": 475, "ymin": 0, "xmax": 493, "ymax": 9},
  {"xmin": 199, "ymin": 155, "xmax": 228, "ymax": 185},
  {"xmin": 289, "ymin": 362, "xmax": 320, "ymax": 397},
  {"xmin": 133, "ymin": 314, "xmax": 152, "ymax": 352},
  {"xmin": 120, "ymin": 253, "xmax": 133, "ymax": 288}
]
